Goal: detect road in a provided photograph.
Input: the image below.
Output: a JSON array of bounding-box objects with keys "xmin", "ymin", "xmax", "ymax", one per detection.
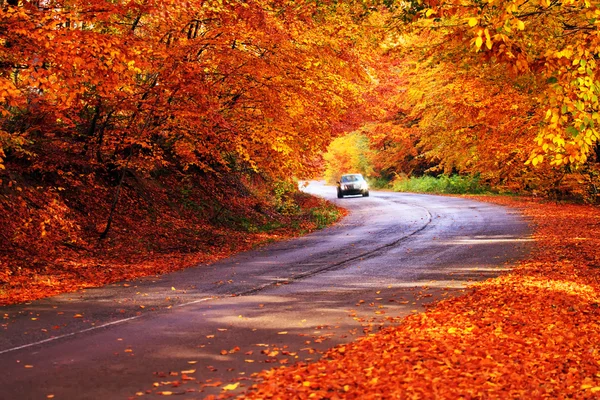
[{"xmin": 0, "ymin": 182, "xmax": 531, "ymax": 399}]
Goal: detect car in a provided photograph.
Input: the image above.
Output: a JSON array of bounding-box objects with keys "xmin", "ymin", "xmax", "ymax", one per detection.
[{"xmin": 336, "ymin": 173, "xmax": 369, "ymax": 198}]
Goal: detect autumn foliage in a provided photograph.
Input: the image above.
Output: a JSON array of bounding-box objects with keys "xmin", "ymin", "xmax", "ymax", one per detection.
[
  {"xmin": 3, "ymin": 1, "xmax": 600, "ymax": 397},
  {"xmin": 1, "ymin": 0, "xmax": 380, "ymax": 178},
  {"xmin": 1, "ymin": 0, "xmax": 599, "ymax": 315},
  {"xmin": 323, "ymin": 0, "xmax": 600, "ymax": 199}
]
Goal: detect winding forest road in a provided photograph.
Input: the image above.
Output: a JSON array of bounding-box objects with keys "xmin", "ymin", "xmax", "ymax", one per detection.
[{"xmin": 0, "ymin": 182, "xmax": 532, "ymax": 399}]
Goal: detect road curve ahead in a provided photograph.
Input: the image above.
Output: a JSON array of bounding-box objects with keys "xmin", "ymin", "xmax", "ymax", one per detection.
[{"xmin": 0, "ymin": 182, "xmax": 532, "ymax": 399}]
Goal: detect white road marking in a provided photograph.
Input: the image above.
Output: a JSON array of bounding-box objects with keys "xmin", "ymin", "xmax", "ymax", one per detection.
[{"xmin": 0, "ymin": 297, "xmax": 213, "ymax": 355}]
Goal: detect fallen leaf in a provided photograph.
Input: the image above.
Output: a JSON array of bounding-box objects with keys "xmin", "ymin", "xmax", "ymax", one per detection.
[
  {"xmin": 181, "ymin": 369, "xmax": 196, "ymax": 374},
  {"xmin": 223, "ymin": 382, "xmax": 240, "ymax": 391}
]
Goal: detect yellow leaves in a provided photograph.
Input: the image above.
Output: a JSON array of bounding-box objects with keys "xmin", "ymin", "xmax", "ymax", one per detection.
[
  {"xmin": 484, "ymin": 30, "xmax": 492, "ymax": 50},
  {"xmin": 475, "ymin": 36, "xmax": 483, "ymax": 50},
  {"xmin": 531, "ymin": 154, "xmax": 544, "ymax": 167},
  {"xmin": 474, "ymin": 29, "xmax": 492, "ymax": 51},
  {"xmin": 550, "ymin": 153, "xmax": 565, "ymax": 166},
  {"xmin": 181, "ymin": 369, "xmax": 196, "ymax": 374},
  {"xmin": 223, "ymin": 382, "xmax": 240, "ymax": 391},
  {"xmin": 467, "ymin": 18, "xmax": 478, "ymax": 27},
  {"xmin": 516, "ymin": 19, "xmax": 525, "ymax": 31}
]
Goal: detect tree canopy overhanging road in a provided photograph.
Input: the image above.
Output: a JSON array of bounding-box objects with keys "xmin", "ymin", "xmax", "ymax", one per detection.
[{"xmin": 0, "ymin": 182, "xmax": 531, "ymax": 399}]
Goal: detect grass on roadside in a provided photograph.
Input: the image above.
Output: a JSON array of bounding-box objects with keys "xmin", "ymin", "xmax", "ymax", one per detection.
[{"xmin": 391, "ymin": 174, "xmax": 490, "ymax": 195}]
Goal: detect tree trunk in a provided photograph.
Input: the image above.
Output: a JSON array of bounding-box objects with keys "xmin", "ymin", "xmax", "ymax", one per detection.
[{"xmin": 99, "ymin": 158, "xmax": 130, "ymax": 240}]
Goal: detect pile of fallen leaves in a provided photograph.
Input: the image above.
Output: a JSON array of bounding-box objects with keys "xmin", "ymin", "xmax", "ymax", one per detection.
[{"xmin": 242, "ymin": 196, "xmax": 600, "ymax": 399}]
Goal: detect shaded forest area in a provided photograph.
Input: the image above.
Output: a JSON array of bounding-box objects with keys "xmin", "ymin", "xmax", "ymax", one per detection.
[{"xmin": 2, "ymin": 0, "xmax": 600, "ymax": 304}]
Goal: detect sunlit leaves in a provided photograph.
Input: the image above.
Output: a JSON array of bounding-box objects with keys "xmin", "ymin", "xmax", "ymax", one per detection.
[
  {"xmin": 413, "ymin": 0, "xmax": 600, "ymax": 168},
  {"xmin": 323, "ymin": 131, "xmax": 373, "ymax": 183}
]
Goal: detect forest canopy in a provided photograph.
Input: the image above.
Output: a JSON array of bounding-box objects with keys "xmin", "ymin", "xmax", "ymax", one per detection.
[
  {"xmin": 323, "ymin": 0, "xmax": 600, "ymax": 200},
  {"xmin": 2, "ymin": 0, "xmax": 600, "ymax": 199}
]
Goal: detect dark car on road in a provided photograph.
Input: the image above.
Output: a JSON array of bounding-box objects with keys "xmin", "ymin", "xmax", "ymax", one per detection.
[{"xmin": 337, "ymin": 174, "xmax": 369, "ymax": 198}]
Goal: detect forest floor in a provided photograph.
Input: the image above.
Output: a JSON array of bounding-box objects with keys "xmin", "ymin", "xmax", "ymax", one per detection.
[{"xmin": 241, "ymin": 195, "xmax": 600, "ymax": 399}]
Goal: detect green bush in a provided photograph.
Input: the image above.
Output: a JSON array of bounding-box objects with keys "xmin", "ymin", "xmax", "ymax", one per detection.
[
  {"xmin": 273, "ymin": 181, "xmax": 301, "ymax": 215},
  {"xmin": 367, "ymin": 176, "xmax": 391, "ymax": 189},
  {"xmin": 310, "ymin": 204, "xmax": 343, "ymax": 229},
  {"xmin": 392, "ymin": 175, "xmax": 489, "ymax": 195}
]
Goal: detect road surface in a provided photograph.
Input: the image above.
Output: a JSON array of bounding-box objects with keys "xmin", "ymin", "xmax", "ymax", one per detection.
[{"xmin": 0, "ymin": 182, "xmax": 531, "ymax": 399}]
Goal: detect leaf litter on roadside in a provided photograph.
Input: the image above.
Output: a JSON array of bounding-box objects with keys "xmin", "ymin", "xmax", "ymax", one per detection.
[{"xmin": 240, "ymin": 197, "xmax": 600, "ymax": 399}]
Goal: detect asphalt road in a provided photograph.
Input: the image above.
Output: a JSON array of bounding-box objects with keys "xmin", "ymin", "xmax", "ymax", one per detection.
[{"xmin": 0, "ymin": 182, "xmax": 532, "ymax": 399}]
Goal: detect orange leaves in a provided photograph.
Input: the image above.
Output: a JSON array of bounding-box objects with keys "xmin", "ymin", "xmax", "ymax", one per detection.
[
  {"xmin": 2, "ymin": 0, "xmax": 374, "ymax": 198},
  {"xmin": 410, "ymin": 0, "xmax": 600, "ymax": 170},
  {"xmin": 220, "ymin": 346, "xmax": 240, "ymax": 355}
]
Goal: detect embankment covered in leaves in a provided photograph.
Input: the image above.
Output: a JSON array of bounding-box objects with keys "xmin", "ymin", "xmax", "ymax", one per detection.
[
  {"xmin": 0, "ymin": 167, "xmax": 344, "ymax": 306},
  {"xmin": 244, "ymin": 197, "xmax": 600, "ymax": 398}
]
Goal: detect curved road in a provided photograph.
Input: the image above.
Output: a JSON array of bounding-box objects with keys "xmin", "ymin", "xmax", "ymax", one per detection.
[{"xmin": 0, "ymin": 182, "xmax": 531, "ymax": 399}]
